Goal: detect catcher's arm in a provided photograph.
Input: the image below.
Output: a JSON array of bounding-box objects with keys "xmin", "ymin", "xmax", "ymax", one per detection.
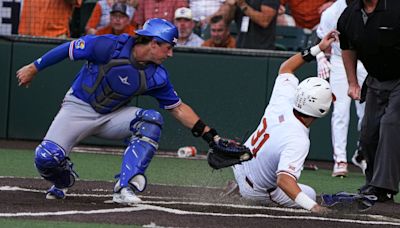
[
  {"xmin": 17, "ymin": 36, "xmax": 117, "ymax": 88},
  {"xmin": 16, "ymin": 41, "xmax": 70, "ymax": 88},
  {"xmin": 16, "ymin": 63, "xmax": 38, "ymax": 88},
  {"xmin": 277, "ymin": 173, "xmax": 329, "ymax": 214},
  {"xmin": 168, "ymin": 102, "xmax": 211, "ymax": 135}
]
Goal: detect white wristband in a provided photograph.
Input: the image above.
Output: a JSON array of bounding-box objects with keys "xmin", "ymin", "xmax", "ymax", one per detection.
[
  {"xmin": 310, "ymin": 45, "xmax": 322, "ymax": 57},
  {"xmin": 316, "ymin": 52, "xmax": 325, "ymax": 60},
  {"xmin": 294, "ymin": 192, "xmax": 317, "ymax": 210}
]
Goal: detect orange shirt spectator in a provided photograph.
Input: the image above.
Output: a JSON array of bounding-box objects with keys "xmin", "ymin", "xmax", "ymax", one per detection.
[
  {"xmin": 96, "ymin": 3, "xmax": 136, "ymax": 36},
  {"xmin": 96, "ymin": 24, "xmax": 136, "ymax": 36},
  {"xmin": 133, "ymin": 0, "xmax": 188, "ymax": 28},
  {"xmin": 202, "ymin": 15, "xmax": 236, "ymax": 48},
  {"xmin": 202, "ymin": 36, "xmax": 236, "ymax": 48},
  {"xmin": 280, "ymin": 0, "xmax": 334, "ymax": 29},
  {"xmin": 18, "ymin": 0, "xmax": 82, "ymax": 38}
]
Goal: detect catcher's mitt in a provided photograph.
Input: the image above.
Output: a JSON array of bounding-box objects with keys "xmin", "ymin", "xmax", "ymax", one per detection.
[
  {"xmin": 321, "ymin": 191, "xmax": 377, "ymax": 212},
  {"xmin": 207, "ymin": 138, "xmax": 253, "ymax": 170}
]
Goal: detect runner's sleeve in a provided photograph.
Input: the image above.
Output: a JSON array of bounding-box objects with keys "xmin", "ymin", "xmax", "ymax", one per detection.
[{"xmin": 276, "ymin": 137, "xmax": 310, "ymax": 180}]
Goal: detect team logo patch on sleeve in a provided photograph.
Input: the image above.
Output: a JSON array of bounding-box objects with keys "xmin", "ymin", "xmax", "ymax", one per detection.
[{"xmin": 74, "ymin": 39, "xmax": 85, "ymax": 50}]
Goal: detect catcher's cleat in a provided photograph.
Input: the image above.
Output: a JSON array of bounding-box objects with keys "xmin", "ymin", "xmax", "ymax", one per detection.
[
  {"xmin": 332, "ymin": 162, "xmax": 348, "ymax": 177},
  {"xmin": 46, "ymin": 185, "xmax": 67, "ymax": 199},
  {"xmin": 113, "ymin": 187, "xmax": 142, "ymax": 205}
]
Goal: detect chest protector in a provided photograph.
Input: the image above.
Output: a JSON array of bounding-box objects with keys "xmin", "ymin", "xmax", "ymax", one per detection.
[{"xmin": 77, "ymin": 36, "xmax": 164, "ymax": 114}]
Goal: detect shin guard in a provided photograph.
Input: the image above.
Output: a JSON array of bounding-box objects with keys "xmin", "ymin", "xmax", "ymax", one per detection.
[{"xmin": 115, "ymin": 109, "xmax": 163, "ymax": 192}]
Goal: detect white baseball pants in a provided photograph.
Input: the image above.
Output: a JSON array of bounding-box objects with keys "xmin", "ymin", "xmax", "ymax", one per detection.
[
  {"xmin": 232, "ymin": 165, "xmax": 316, "ymax": 208},
  {"xmin": 330, "ymin": 55, "xmax": 367, "ymax": 163}
]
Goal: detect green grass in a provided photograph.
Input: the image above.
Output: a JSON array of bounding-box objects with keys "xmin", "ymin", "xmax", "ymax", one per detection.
[
  {"xmin": 0, "ymin": 149, "xmax": 233, "ymax": 187},
  {"xmin": 300, "ymin": 169, "xmax": 365, "ymax": 194},
  {"xmin": 0, "ymin": 149, "xmax": 388, "ymax": 196},
  {"xmin": 0, "ymin": 148, "xmax": 389, "ymax": 194},
  {"xmin": 0, "ymin": 148, "xmax": 233, "ymax": 228},
  {"xmin": 0, "ymin": 148, "xmax": 398, "ymax": 228},
  {"xmin": 0, "ymin": 148, "xmax": 384, "ymax": 193}
]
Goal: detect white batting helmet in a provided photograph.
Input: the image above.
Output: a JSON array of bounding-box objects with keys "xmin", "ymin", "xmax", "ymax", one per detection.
[{"xmin": 293, "ymin": 77, "xmax": 332, "ymax": 118}]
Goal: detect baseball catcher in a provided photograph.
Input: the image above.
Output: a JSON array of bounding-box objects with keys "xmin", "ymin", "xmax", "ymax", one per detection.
[{"xmin": 16, "ymin": 17, "xmax": 253, "ymax": 205}]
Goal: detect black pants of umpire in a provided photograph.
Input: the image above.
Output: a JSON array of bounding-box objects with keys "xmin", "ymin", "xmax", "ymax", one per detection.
[{"xmin": 360, "ymin": 76, "xmax": 400, "ymax": 194}]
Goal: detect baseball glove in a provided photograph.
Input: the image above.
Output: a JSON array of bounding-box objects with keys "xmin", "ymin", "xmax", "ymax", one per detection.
[
  {"xmin": 321, "ymin": 191, "xmax": 378, "ymax": 212},
  {"xmin": 207, "ymin": 138, "xmax": 253, "ymax": 170}
]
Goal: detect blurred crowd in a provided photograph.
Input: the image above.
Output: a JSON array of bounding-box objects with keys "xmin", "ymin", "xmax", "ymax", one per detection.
[{"xmin": 14, "ymin": 0, "xmax": 336, "ymax": 50}]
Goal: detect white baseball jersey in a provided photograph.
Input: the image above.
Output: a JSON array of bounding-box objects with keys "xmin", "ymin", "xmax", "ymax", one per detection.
[{"xmin": 233, "ymin": 74, "xmax": 315, "ymax": 207}]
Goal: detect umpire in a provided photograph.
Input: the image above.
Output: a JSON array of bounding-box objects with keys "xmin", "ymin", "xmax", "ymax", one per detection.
[{"xmin": 337, "ymin": 0, "xmax": 400, "ymax": 202}]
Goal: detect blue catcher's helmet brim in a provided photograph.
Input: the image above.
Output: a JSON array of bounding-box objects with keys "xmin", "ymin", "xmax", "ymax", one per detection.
[
  {"xmin": 135, "ymin": 29, "xmax": 153, "ymax": 37},
  {"xmin": 136, "ymin": 29, "xmax": 175, "ymax": 46}
]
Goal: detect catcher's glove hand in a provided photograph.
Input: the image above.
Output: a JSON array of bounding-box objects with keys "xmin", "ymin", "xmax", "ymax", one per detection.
[
  {"xmin": 321, "ymin": 191, "xmax": 377, "ymax": 212},
  {"xmin": 207, "ymin": 138, "xmax": 253, "ymax": 170}
]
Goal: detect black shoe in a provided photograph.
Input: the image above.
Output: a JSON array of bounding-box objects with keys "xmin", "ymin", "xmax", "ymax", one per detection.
[{"xmin": 359, "ymin": 185, "xmax": 394, "ymax": 202}]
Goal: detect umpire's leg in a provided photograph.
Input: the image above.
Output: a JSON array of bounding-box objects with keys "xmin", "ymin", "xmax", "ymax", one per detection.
[
  {"xmin": 370, "ymin": 82, "xmax": 400, "ymax": 193},
  {"xmin": 359, "ymin": 82, "xmax": 386, "ymax": 185}
]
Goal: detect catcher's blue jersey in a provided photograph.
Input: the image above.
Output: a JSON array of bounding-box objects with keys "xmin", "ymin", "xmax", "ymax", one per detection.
[{"xmin": 68, "ymin": 34, "xmax": 181, "ymax": 114}]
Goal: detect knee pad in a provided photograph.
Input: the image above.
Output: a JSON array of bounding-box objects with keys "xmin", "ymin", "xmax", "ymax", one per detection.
[
  {"xmin": 115, "ymin": 109, "xmax": 163, "ymax": 192},
  {"xmin": 130, "ymin": 109, "xmax": 163, "ymax": 146},
  {"xmin": 34, "ymin": 140, "xmax": 78, "ymax": 188}
]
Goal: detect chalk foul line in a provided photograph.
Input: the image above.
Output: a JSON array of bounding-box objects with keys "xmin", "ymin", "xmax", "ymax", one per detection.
[{"xmin": 1, "ymin": 185, "xmax": 400, "ymax": 226}]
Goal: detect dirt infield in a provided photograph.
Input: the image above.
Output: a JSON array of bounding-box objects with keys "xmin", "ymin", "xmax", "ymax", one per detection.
[{"xmin": 1, "ymin": 177, "xmax": 400, "ymax": 227}]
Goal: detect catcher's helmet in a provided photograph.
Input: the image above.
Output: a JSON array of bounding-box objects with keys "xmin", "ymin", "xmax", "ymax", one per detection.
[
  {"xmin": 293, "ymin": 77, "xmax": 332, "ymax": 118},
  {"xmin": 136, "ymin": 18, "xmax": 178, "ymax": 46}
]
